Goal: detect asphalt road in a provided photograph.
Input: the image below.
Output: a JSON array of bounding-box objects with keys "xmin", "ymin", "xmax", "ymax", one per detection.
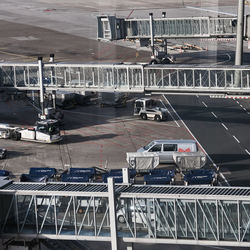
[{"xmin": 166, "ymin": 94, "xmax": 250, "ymax": 186}]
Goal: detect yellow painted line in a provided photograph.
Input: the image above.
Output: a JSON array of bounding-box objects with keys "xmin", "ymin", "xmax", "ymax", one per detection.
[{"xmin": 0, "ymin": 50, "xmax": 36, "ymax": 59}]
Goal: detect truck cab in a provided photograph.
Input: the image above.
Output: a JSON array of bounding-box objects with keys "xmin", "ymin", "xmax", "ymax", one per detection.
[
  {"xmin": 134, "ymin": 98, "xmax": 168, "ymax": 121},
  {"xmin": 35, "ymin": 119, "xmax": 61, "ymax": 143}
]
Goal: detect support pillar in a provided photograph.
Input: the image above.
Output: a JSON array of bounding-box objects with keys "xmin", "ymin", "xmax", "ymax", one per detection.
[
  {"xmin": 122, "ymin": 168, "xmax": 130, "ymax": 184},
  {"xmin": 235, "ymin": 0, "xmax": 245, "ymax": 87},
  {"xmin": 49, "ymin": 53, "xmax": 55, "ymax": 62},
  {"xmin": 38, "ymin": 57, "xmax": 45, "ymax": 116},
  {"xmin": 127, "ymin": 243, "xmax": 134, "ymax": 250},
  {"xmin": 149, "ymin": 13, "xmax": 155, "ymax": 58},
  {"xmin": 52, "ymin": 90, "xmax": 56, "ymax": 110},
  {"xmin": 108, "ymin": 178, "xmax": 118, "ymax": 250},
  {"xmin": 162, "ymin": 12, "xmax": 167, "ymax": 55}
]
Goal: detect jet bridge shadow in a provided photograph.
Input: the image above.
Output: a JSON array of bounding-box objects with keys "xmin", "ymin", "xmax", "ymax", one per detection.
[
  {"xmin": 58, "ymin": 133, "xmax": 118, "ymax": 145},
  {"xmin": 165, "ymin": 103, "xmax": 250, "ymax": 125},
  {"xmin": 209, "ymin": 153, "xmax": 250, "ymax": 165}
]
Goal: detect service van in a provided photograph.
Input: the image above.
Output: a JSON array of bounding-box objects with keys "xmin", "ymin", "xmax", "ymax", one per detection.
[{"xmin": 137, "ymin": 139, "xmax": 198, "ymax": 163}]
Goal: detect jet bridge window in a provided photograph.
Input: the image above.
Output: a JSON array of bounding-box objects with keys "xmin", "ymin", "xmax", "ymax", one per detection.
[
  {"xmin": 163, "ymin": 144, "xmax": 177, "ymax": 152},
  {"xmin": 149, "ymin": 144, "xmax": 162, "ymax": 152}
]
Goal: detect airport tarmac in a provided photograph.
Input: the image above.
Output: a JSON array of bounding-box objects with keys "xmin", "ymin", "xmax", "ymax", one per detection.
[
  {"xmin": 0, "ymin": 1, "xmax": 249, "ymax": 249},
  {"xmin": 0, "ymin": 95, "xmax": 193, "ymax": 179}
]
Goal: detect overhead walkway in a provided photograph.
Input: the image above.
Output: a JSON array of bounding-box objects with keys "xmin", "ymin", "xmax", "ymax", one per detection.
[
  {"xmin": 1, "ymin": 62, "xmax": 250, "ymax": 95},
  {"xmin": 97, "ymin": 15, "xmax": 238, "ymax": 40},
  {"xmin": 1, "ymin": 180, "xmax": 250, "ymax": 248}
]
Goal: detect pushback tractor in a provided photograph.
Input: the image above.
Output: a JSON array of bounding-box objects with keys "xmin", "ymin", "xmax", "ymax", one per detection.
[
  {"xmin": 0, "ymin": 119, "xmax": 62, "ymax": 143},
  {"xmin": 134, "ymin": 98, "xmax": 168, "ymax": 121}
]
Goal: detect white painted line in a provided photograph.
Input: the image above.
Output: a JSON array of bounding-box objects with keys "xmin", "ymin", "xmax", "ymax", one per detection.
[
  {"xmin": 233, "ymin": 135, "xmax": 240, "ymax": 143},
  {"xmin": 163, "ymin": 95, "xmax": 230, "ymax": 187},
  {"xmin": 185, "ymin": 6, "xmax": 236, "ymax": 16},
  {"xmin": 202, "ymin": 101, "xmax": 208, "ymax": 108},
  {"xmin": 196, "ymin": 95, "xmax": 199, "ymax": 98},
  {"xmin": 160, "ymin": 98, "xmax": 180, "ymax": 128},
  {"xmin": 248, "ymin": 112, "xmax": 250, "ymax": 115},
  {"xmin": 221, "ymin": 123, "xmax": 228, "ymax": 130},
  {"xmin": 211, "ymin": 112, "xmax": 217, "ymax": 118},
  {"xmin": 243, "ymin": 108, "xmax": 247, "ymax": 111},
  {"xmin": 240, "ymin": 104, "xmax": 243, "ymax": 108},
  {"xmin": 236, "ymin": 101, "xmax": 239, "ymax": 104},
  {"xmin": 245, "ymin": 149, "xmax": 250, "ymax": 156}
]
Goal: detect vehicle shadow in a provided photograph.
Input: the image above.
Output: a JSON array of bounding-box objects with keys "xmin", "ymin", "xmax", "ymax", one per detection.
[{"xmin": 4, "ymin": 150, "xmax": 32, "ymax": 159}]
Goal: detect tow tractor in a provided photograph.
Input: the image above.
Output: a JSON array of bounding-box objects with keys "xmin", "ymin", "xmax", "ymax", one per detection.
[
  {"xmin": 0, "ymin": 119, "xmax": 62, "ymax": 143},
  {"xmin": 134, "ymin": 98, "xmax": 168, "ymax": 121}
]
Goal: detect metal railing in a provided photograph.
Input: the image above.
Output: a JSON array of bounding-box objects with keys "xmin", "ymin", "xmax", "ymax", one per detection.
[{"xmin": 1, "ymin": 63, "xmax": 250, "ymax": 94}]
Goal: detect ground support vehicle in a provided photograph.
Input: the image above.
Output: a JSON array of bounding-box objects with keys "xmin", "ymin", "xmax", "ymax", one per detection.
[
  {"xmin": 0, "ymin": 119, "xmax": 62, "ymax": 143},
  {"xmin": 102, "ymin": 169, "xmax": 136, "ymax": 183},
  {"xmin": 117, "ymin": 205, "xmax": 154, "ymax": 225},
  {"xmin": 134, "ymin": 98, "xmax": 168, "ymax": 121},
  {"xmin": 61, "ymin": 167, "xmax": 96, "ymax": 182},
  {"xmin": 137, "ymin": 139, "xmax": 198, "ymax": 163},
  {"xmin": 0, "ymin": 170, "xmax": 9, "ymax": 176},
  {"xmin": 20, "ymin": 168, "xmax": 56, "ymax": 182},
  {"xmin": 173, "ymin": 151, "xmax": 207, "ymax": 171},
  {"xmin": 127, "ymin": 152, "xmax": 159, "ymax": 173},
  {"xmin": 144, "ymin": 169, "xmax": 175, "ymax": 185},
  {"xmin": 183, "ymin": 169, "xmax": 218, "ymax": 186}
]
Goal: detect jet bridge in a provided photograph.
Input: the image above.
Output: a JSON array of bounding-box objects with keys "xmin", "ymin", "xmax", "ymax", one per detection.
[
  {"xmin": 1, "ymin": 180, "xmax": 250, "ymax": 249},
  {"xmin": 97, "ymin": 15, "xmax": 238, "ymax": 41},
  {"xmin": 1, "ymin": 62, "xmax": 250, "ymax": 95}
]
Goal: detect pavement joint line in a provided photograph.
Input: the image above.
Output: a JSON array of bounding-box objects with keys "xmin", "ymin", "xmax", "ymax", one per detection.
[
  {"xmin": 211, "ymin": 112, "xmax": 217, "ymax": 118},
  {"xmin": 160, "ymin": 98, "xmax": 180, "ymax": 128},
  {"xmin": 202, "ymin": 101, "xmax": 208, "ymax": 108},
  {"xmin": 233, "ymin": 135, "xmax": 240, "ymax": 144},
  {"xmin": 221, "ymin": 123, "xmax": 228, "ymax": 131},
  {"xmin": 63, "ymin": 110, "xmax": 113, "ymax": 118},
  {"xmin": 245, "ymin": 149, "xmax": 250, "ymax": 156},
  {"xmin": 185, "ymin": 6, "xmax": 236, "ymax": 16},
  {"xmin": 163, "ymin": 95, "xmax": 230, "ymax": 187}
]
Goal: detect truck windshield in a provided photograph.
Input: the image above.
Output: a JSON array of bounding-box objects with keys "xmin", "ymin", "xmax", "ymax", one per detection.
[
  {"xmin": 143, "ymin": 141, "xmax": 155, "ymax": 150},
  {"xmin": 37, "ymin": 122, "xmax": 59, "ymax": 135},
  {"xmin": 146, "ymin": 99, "xmax": 157, "ymax": 108}
]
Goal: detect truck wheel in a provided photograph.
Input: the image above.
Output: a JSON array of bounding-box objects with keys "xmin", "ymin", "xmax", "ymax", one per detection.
[
  {"xmin": 10, "ymin": 131, "xmax": 21, "ymax": 141},
  {"xmin": 118, "ymin": 215, "xmax": 125, "ymax": 223},
  {"xmin": 141, "ymin": 113, "xmax": 147, "ymax": 120},
  {"xmin": 150, "ymin": 59, "xmax": 160, "ymax": 64},
  {"xmin": 154, "ymin": 115, "xmax": 161, "ymax": 122}
]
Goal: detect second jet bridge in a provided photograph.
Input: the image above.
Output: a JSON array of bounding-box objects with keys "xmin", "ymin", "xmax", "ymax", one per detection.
[{"xmin": 97, "ymin": 15, "xmax": 238, "ymax": 41}]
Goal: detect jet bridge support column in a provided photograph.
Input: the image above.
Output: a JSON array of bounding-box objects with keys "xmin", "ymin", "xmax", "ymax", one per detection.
[
  {"xmin": 149, "ymin": 13, "xmax": 155, "ymax": 58},
  {"xmin": 162, "ymin": 12, "xmax": 167, "ymax": 55},
  {"xmin": 235, "ymin": 0, "xmax": 245, "ymax": 87},
  {"xmin": 38, "ymin": 57, "xmax": 45, "ymax": 116},
  {"xmin": 127, "ymin": 243, "xmax": 134, "ymax": 250},
  {"xmin": 108, "ymin": 178, "xmax": 118, "ymax": 250}
]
